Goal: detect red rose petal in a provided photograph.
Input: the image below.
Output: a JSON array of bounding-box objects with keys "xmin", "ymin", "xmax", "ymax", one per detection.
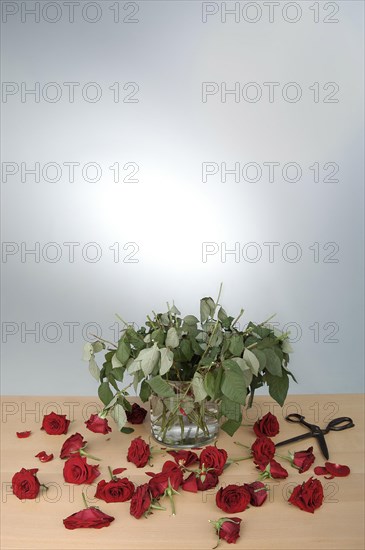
[
  {"xmin": 16, "ymin": 431, "xmax": 31, "ymax": 438},
  {"xmin": 314, "ymin": 466, "xmax": 329, "ymax": 476},
  {"xmin": 324, "ymin": 462, "xmax": 351, "ymax": 477},
  {"xmin": 35, "ymin": 451, "xmax": 54, "ymax": 463},
  {"xmin": 112, "ymin": 468, "xmax": 127, "ymax": 475}
]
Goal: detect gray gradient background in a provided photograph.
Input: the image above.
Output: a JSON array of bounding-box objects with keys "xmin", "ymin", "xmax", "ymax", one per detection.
[{"xmin": 1, "ymin": 0, "xmax": 364, "ymax": 396}]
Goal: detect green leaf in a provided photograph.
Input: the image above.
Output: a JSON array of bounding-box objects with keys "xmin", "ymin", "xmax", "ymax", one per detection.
[
  {"xmin": 243, "ymin": 348, "xmax": 260, "ymax": 376},
  {"xmin": 200, "ymin": 297, "xmax": 215, "ymax": 323},
  {"xmin": 266, "ymin": 370, "xmax": 289, "ymax": 406},
  {"xmin": 110, "ymin": 403, "xmax": 127, "ymax": 430},
  {"xmin": 220, "ymin": 396, "xmax": 242, "ymax": 421},
  {"xmin": 98, "ymin": 382, "xmax": 114, "ymax": 406},
  {"xmin": 116, "ymin": 339, "xmax": 131, "ymax": 365},
  {"xmin": 221, "ymin": 361, "xmax": 247, "ymax": 405},
  {"xmin": 183, "ymin": 315, "xmax": 199, "ymax": 325},
  {"xmin": 151, "ymin": 328, "xmax": 165, "ymax": 346},
  {"xmin": 180, "ymin": 338, "xmax": 194, "ymax": 361},
  {"xmin": 166, "ymin": 327, "xmax": 179, "ymax": 348},
  {"xmin": 192, "ymin": 372, "xmax": 208, "ymax": 402},
  {"xmin": 137, "ymin": 343, "xmax": 160, "ymax": 376},
  {"xmin": 88, "ymin": 356, "xmax": 100, "ymax": 381},
  {"xmin": 126, "ymin": 327, "xmax": 145, "ymax": 351},
  {"xmin": 148, "ymin": 376, "xmax": 175, "ymax": 398},
  {"xmin": 264, "ymin": 348, "xmax": 282, "ymax": 376},
  {"xmin": 204, "ymin": 371, "xmax": 216, "ymax": 399},
  {"xmin": 83, "ymin": 343, "xmax": 94, "ymax": 361},
  {"xmin": 104, "ymin": 395, "xmax": 118, "ymax": 409},
  {"xmin": 282, "ymin": 339, "xmax": 294, "ymax": 354},
  {"xmin": 140, "ymin": 380, "xmax": 152, "ymax": 402},
  {"xmin": 221, "ymin": 418, "xmax": 242, "ymax": 437},
  {"xmin": 229, "ymin": 335, "xmax": 244, "ymax": 356},
  {"xmin": 159, "ymin": 347, "xmax": 174, "ymax": 376},
  {"xmin": 111, "ymin": 367, "xmax": 125, "ymax": 382},
  {"xmin": 169, "ymin": 304, "xmax": 181, "ymax": 315},
  {"xmin": 218, "ymin": 306, "xmax": 228, "ymax": 321},
  {"xmin": 251, "ymin": 348, "xmax": 266, "ymax": 370},
  {"xmin": 92, "ymin": 341, "xmax": 105, "ymax": 354},
  {"xmin": 120, "ymin": 426, "xmax": 134, "ymax": 434}
]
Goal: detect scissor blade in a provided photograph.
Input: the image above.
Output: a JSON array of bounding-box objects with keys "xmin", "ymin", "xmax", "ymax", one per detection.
[
  {"xmin": 316, "ymin": 432, "xmax": 329, "ymax": 460},
  {"xmin": 275, "ymin": 432, "xmax": 313, "ymax": 448}
]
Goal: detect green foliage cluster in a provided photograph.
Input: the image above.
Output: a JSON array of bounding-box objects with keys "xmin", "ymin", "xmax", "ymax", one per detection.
[{"xmin": 84, "ymin": 291, "xmax": 295, "ymax": 436}]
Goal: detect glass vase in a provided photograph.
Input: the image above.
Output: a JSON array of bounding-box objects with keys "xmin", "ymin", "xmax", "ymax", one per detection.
[{"xmin": 149, "ymin": 381, "xmax": 219, "ymax": 448}]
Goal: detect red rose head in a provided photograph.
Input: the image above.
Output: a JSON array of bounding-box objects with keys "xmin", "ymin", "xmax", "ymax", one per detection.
[
  {"xmin": 251, "ymin": 436, "xmax": 276, "ymax": 467},
  {"xmin": 95, "ymin": 478, "xmax": 135, "ymax": 503},
  {"xmin": 253, "ymin": 412, "xmax": 280, "ymax": 438},
  {"xmin": 126, "ymin": 403, "xmax": 147, "ymax": 425},
  {"xmin": 130, "ymin": 484, "xmax": 151, "ymax": 519},
  {"xmin": 85, "ymin": 414, "xmax": 111, "ymax": 435},
  {"xmin": 63, "ymin": 455, "xmax": 100, "ymax": 485},
  {"xmin": 60, "ymin": 433, "xmax": 87, "ymax": 459},
  {"xmin": 127, "ymin": 437, "xmax": 150, "ymax": 468},
  {"xmin": 41, "ymin": 411, "xmax": 70, "ymax": 435},
  {"xmin": 288, "ymin": 477, "xmax": 324, "ymax": 513},
  {"xmin": 63, "ymin": 507, "xmax": 114, "ymax": 529},
  {"xmin": 243, "ymin": 481, "xmax": 268, "ymax": 507},
  {"xmin": 12, "ymin": 468, "xmax": 40, "ymax": 500},
  {"xmin": 216, "ymin": 484, "xmax": 251, "ymax": 513},
  {"xmin": 199, "ymin": 445, "xmax": 228, "ymax": 475},
  {"xmin": 293, "ymin": 447, "xmax": 315, "ymax": 473}
]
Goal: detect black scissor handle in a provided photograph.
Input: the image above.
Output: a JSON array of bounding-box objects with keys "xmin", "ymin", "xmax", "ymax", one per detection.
[
  {"xmin": 285, "ymin": 413, "xmax": 305, "ymax": 422},
  {"xmin": 326, "ymin": 417, "xmax": 355, "ymax": 431},
  {"xmin": 285, "ymin": 414, "xmax": 321, "ymax": 433}
]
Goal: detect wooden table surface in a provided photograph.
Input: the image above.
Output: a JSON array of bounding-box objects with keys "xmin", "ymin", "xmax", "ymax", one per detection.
[{"xmin": 1, "ymin": 394, "xmax": 364, "ymax": 550}]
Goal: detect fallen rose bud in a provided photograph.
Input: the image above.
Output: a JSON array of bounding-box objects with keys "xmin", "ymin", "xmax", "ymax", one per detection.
[
  {"xmin": 258, "ymin": 459, "xmax": 288, "ymax": 480},
  {"xmin": 60, "ymin": 433, "xmax": 87, "ymax": 459},
  {"xmin": 41, "ymin": 411, "xmax": 70, "ymax": 435},
  {"xmin": 148, "ymin": 461, "xmax": 183, "ymax": 499},
  {"xmin": 35, "ymin": 451, "xmax": 54, "ymax": 463},
  {"xmin": 16, "ymin": 431, "xmax": 31, "ymax": 438},
  {"xmin": 85, "ymin": 414, "xmax": 112, "ymax": 435},
  {"xmin": 63, "ymin": 507, "xmax": 115, "ymax": 529},
  {"xmin": 288, "ymin": 477, "xmax": 324, "ymax": 513},
  {"xmin": 12, "ymin": 468, "xmax": 41, "ymax": 500},
  {"xmin": 127, "ymin": 437, "xmax": 150, "ymax": 468},
  {"xmin": 126, "ymin": 403, "xmax": 147, "ymax": 424},
  {"xmin": 292, "ymin": 447, "xmax": 315, "ymax": 473},
  {"xmin": 210, "ymin": 517, "xmax": 242, "ymax": 547},
  {"xmin": 251, "ymin": 437, "xmax": 276, "ymax": 467},
  {"xmin": 243, "ymin": 481, "xmax": 268, "ymax": 506},
  {"xmin": 253, "ymin": 412, "xmax": 280, "ymax": 438},
  {"xmin": 130, "ymin": 483, "xmax": 152, "ymax": 519}
]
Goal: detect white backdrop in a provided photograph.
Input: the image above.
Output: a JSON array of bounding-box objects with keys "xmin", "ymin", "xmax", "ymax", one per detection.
[{"xmin": 1, "ymin": 0, "xmax": 364, "ymax": 396}]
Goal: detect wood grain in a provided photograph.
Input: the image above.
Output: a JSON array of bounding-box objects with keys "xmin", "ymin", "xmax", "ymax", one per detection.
[{"xmin": 1, "ymin": 394, "xmax": 364, "ymax": 549}]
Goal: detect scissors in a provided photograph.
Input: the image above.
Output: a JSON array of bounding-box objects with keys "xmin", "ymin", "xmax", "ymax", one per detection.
[{"xmin": 275, "ymin": 413, "xmax": 355, "ymax": 460}]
